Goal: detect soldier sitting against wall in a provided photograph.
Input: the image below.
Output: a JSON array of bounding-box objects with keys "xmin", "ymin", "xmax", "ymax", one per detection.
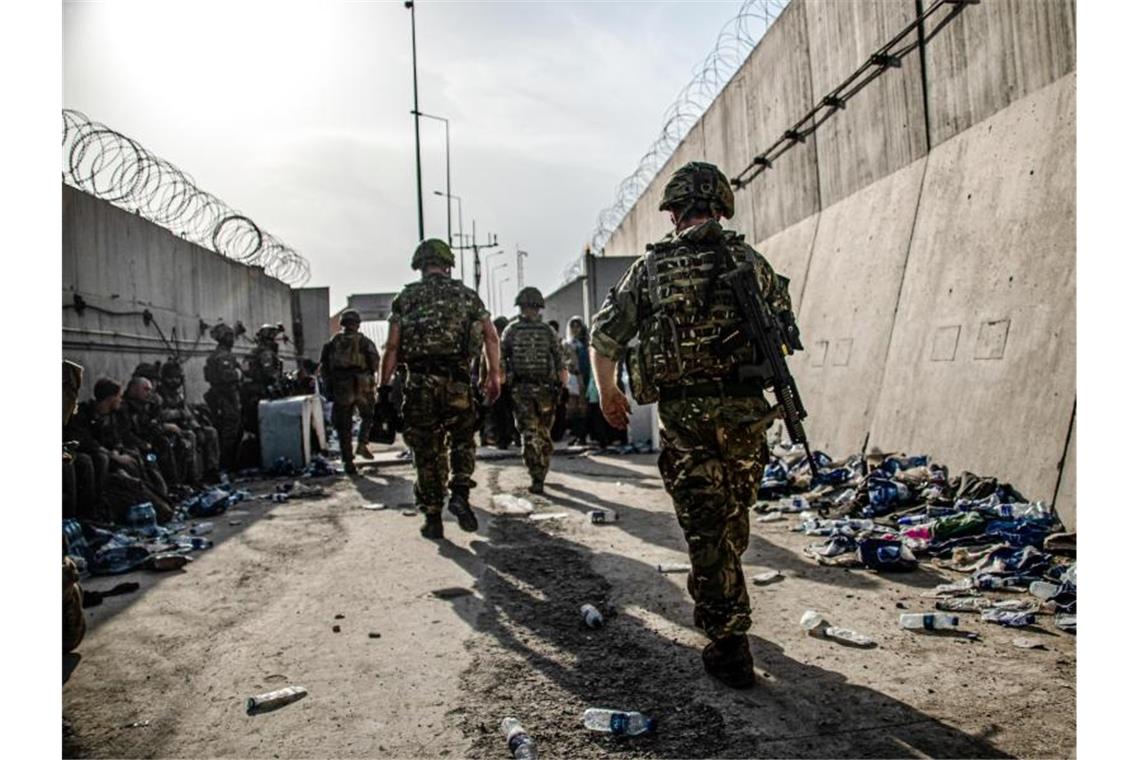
[
  {"xmin": 67, "ymin": 378, "xmax": 174, "ymax": 522},
  {"xmin": 124, "ymin": 371, "xmax": 198, "ymax": 491},
  {"xmin": 157, "ymin": 359, "xmax": 221, "ymax": 483}
]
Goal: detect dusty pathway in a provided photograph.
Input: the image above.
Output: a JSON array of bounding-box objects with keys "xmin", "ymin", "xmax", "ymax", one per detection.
[{"xmin": 64, "ymin": 452, "xmax": 1075, "ymax": 758}]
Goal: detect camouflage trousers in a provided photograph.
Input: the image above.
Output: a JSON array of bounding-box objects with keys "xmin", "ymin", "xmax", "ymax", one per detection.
[
  {"xmin": 401, "ymin": 373, "xmax": 477, "ymax": 514},
  {"xmin": 206, "ymin": 386, "xmax": 242, "ymax": 471},
  {"xmin": 658, "ymin": 395, "xmax": 774, "ymax": 641},
  {"xmin": 194, "ymin": 425, "xmax": 221, "ymax": 477},
  {"xmin": 511, "ymin": 382, "xmax": 557, "ymax": 483},
  {"xmin": 331, "ymin": 375, "xmax": 375, "ymax": 465}
]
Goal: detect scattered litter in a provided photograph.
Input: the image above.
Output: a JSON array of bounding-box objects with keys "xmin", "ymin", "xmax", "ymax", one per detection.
[
  {"xmin": 401, "ymin": 509, "xmax": 418, "ymax": 517},
  {"xmin": 529, "ymin": 512, "xmax": 569, "ymax": 522},
  {"xmin": 361, "ymin": 503, "xmax": 387, "ymax": 511},
  {"xmin": 332, "ymin": 625, "xmax": 341, "ymax": 633},
  {"xmin": 492, "ymin": 494, "xmax": 535, "ymax": 516},
  {"xmin": 588, "ymin": 508, "xmax": 618, "ymax": 524},
  {"xmin": 1054, "ymin": 613, "xmax": 1076, "ymax": 633},
  {"xmin": 189, "ymin": 522, "xmax": 214, "ymax": 536},
  {"xmin": 756, "ymin": 511, "xmax": 785, "ymax": 523},
  {"xmin": 368, "ymin": 632, "xmax": 382, "ymax": 639},
  {"xmin": 583, "ymin": 708, "xmax": 656, "ymax": 736},
  {"xmin": 334, "ymin": 614, "xmax": 345, "ymax": 619},
  {"xmin": 751, "ymin": 570, "xmax": 782, "ymax": 585},
  {"xmin": 123, "ymin": 720, "xmax": 150, "ymax": 729},
  {"xmin": 146, "ymin": 553, "xmax": 192, "ymax": 571},
  {"xmin": 246, "ymin": 685, "xmax": 308, "ymax": 715},
  {"xmin": 581, "ymin": 604, "xmax": 604, "ymax": 628},
  {"xmin": 431, "ymin": 587, "xmax": 474, "ymax": 599},
  {"xmin": 936, "ymin": 596, "xmax": 994, "ymax": 613},
  {"xmin": 501, "ymin": 717, "xmax": 538, "ymax": 759},
  {"xmin": 657, "ymin": 562, "xmax": 689, "ymax": 574},
  {"xmin": 228, "ymin": 519, "xmax": 243, "ymax": 526},
  {"xmin": 1012, "ymin": 638, "xmax": 1045, "ymax": 650},
  {"xmin": 799, "ymin": 609, "xmax": 876, "ymax": 647},
  {"xmin": 982, "ymin": 609, "xmax": 1036, "ymax": 627},
  {"xmin": 899, "ymin": 612, "xmax": 959, "ymax": 631}
]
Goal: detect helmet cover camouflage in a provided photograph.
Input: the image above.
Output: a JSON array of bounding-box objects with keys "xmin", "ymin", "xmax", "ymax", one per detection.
[
  {"xmin": 658, "ymin": 161, "xmax": 735, "ymax": 219},
  {"xmin": 411, "ymin": 238, "xmax": 456, "ymax": 270},
  {"xmin": 340, "ymin": 309, "xmax": 362, "ymax": 326},
  {"xmin": 515, "ymin": 286, "xmax": 545, "ymax": 309}
]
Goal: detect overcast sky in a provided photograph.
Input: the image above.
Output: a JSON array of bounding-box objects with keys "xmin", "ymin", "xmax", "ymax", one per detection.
[{"xmin": 63, "ymin": 0, "xmax": 750, "ymax": 314}]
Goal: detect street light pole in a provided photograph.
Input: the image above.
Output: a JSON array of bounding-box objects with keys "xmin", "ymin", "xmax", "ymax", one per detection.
[
  {"xmin": 405, "ymin": 1, "xmax": 424, "ymax": 240},
  {"xmin": 516, "ymin": 245, "xmax": 529, "ymax": 289},
  {"xmin": 417, "ymin": 112, "xmax": 450, "ymax": 244},
  {"xmin": 484, "ymin": 249, "xmax": 507, "ymax": 307},
  {"xmin": 433, "ymin": 189, "xmax": 463, "ymax": 283},
  {"xmin": 490, "ymin": 262, "xmax": 508, "ymax": 316}
]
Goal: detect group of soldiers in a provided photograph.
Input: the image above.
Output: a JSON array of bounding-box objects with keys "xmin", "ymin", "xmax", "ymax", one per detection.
[{"xmin": 369, "ymin": 161, "xmax": 800, "ymax": 689}]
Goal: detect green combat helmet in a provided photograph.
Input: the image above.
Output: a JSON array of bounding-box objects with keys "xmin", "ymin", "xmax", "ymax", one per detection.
[
  {"xmin": 659, "ymin": 161, "xmax": 735, "ymax": 220},
  {"xmin": 340, "ymin": 309, "xmax": 361, "ymax": 327},
  {"xmin": 411, "ymin": 238, "xmax": 456, "ymax": 270},
  {"xmin": 515, "ymin": 287, "xmax": 545, "ymax": 309},
  {"xmin": 209, "ymin": 323, "xmax": 234, "ymax": 343}
]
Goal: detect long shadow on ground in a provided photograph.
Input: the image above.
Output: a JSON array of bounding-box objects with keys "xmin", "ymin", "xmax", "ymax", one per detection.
[{"xmin": 446, "ymin": 517, "xmax": 1010, "ymax": 759}]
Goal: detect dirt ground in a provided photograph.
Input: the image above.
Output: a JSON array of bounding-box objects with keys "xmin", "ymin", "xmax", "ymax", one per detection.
[{"xmin": 63, "ymin": 449, "xmax": 1076, "ymax": 759}]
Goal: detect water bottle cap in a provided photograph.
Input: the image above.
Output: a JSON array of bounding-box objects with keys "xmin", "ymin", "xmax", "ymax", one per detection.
[{"xmin": 645, "ymin": 717, "xmax": 657, "ymax": 733}]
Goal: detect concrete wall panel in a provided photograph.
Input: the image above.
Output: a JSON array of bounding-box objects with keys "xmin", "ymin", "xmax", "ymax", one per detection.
[
  {"xmin": 805, "ymin": 0, "xmax": 928, "ymax": 209},
  {"xmin": 923, "ymin": 0, "xmax": 1076, "ymax": 147},
  {"xmin": 789, "ymin": 158, "xmax": 926, "ymax": 456},
  {"xmin": 752, "ymin": 212, "xmax": 819, "ymax": 313},
  {"xmin": 868, "ymin": 74, "xmax": 1075, "ymax": 501},
  {"xmin": 742, "ymin": 0, "xmax": 821, "ymax": 242},
  {"xmin": 63, "ymin": 185, "xmax": 296, "ymax": 402}
]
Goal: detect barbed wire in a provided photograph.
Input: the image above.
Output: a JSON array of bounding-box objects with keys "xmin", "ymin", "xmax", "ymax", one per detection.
[
  {"xmin": 571, "ymin": 0, "xmax": 788, "ymax": 281},
  {"xmin": 62, "ymin": 109, "xmax": 311, "ymax": 285}
]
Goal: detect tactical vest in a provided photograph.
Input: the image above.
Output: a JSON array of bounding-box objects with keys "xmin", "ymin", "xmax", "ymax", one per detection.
[
  {"xmin": 205, "ymin": 350, "xmax": 241, "ymax": 387},
  {"xmin": 398, "ymin": 278, "xmax": 474, "ymax": 366},
  {"xmin": 636, "ymin": 234, "xmax": 755, "ymax": 389},
  {"xmin": 329, "ymin": 333, "xmax": 370, "ymax": 373},
  {"xmin": 507, "ymin": 320, "xmax": 556, "ymax": 383}
]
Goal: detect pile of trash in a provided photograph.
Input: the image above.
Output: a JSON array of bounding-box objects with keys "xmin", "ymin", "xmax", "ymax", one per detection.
[{"xmin": 755, "ymin": 444, "xmax": 1076, "ymax": 633}]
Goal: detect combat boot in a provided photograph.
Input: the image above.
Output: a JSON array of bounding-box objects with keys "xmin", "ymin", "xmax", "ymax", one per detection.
[
  {"xmin": 420, "ymin": 513, "xmax": 444, "ymax": 539},
  {"xmin": 355, "ymin": 442, "xmax": 375, "ymax": 460},
  {"xmin": 701, "ymin": 634, "xmax": 755, "ymax": 689},
  {"xmin": 447, "ymin": 490, "xmax": 479, "ymax": 533},
  {"xmin": 343, "ymin": 460, "xmax": 358, "ymax": 476},
  {"xmin": 528, "ymin": 480, "xmax": 544, "ymax": 495}
]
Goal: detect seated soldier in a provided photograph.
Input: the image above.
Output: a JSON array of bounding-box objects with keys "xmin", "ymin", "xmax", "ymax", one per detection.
[
  {"xmin": 68, "ymin": 378, "xmax": 173, "ymax": 522},
  {"xmin": 158, "ymin": 359, "xmax": 221, "ymax": 483},
  {"xmin": 122, "ymin": 374, "xmax": 195, "ymax": 490}
]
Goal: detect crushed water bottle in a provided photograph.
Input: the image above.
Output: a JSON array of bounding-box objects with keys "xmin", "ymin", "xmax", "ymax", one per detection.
[
  {"xmin": 581, "ymin": 604, "xmax": 604, "ymax": 628},
  {"xmin": 500, "ymin": 717, "xmax": 538, "ymax": 760},
  {"xmin": 982, "ymin": 609, "xmax": 1036, "ymax": 627},
  {"xmin": 899, "ymin": 612, "xmax": 959, "ymax": 631},
  {"xmin": 189, "ymin": 522, "xmax": 214, "ymax": 536},
  {"xmin": 582, "ymin": 708, "xmax": 655, "ymax": 736},
  {"xmin": 974, "ymin": 574, "xmax": 1023, "ymax": 591},
  {"xmin": 589, "ymin": 509, "xmax": 618, "ymax": 524}
]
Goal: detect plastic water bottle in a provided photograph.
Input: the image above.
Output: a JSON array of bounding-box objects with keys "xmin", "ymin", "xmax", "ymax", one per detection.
[
  {"xmin": 898, "ymin": 612, "xmax": 959, "ymax": 631},
  {"xmin": 589, "ymin": 509, "xmax": 618, "ymax": 524},
  {"xmin": 500, "ymin": 717, "xmax": 537, "ymax": 760},
  {"xmin": 1029, "ymin": 581, "xmax": 1060, "ymax": 600},
  {"xmin": 582, "ymin": 708, "xmax": 655, "ymax": 736},
  {"xmin": 189, "ymin": 522, "xmax": 215, "ymax": 536},
  {"xmin": 974, "ymin": 574, "xmax": 1021, "ymax": 591},
  {"xmin": 189, "ymin": 536, "xmax": 213, "ymax": 550},
  {"xmin": 581, "ymin": 604, "xmax": 604, "ymax": 628}
]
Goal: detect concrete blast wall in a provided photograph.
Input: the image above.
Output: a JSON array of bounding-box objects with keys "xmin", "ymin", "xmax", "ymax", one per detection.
[
  {"xmin": 62, "ymin": 185, "xmax": 297, "ymax": 403},
  {"xmin": 599, "ymin": 0, "xmax": 1075, "ymax": 528}
]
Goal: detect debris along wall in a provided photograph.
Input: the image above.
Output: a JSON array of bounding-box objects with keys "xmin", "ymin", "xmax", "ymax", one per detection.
[
  {"xmin": 596, "ymin": 0, "xmax": 1075, "ymax": 528},
  {"xmin": 62, "ymin": 184, "xmax": 298, "ymax": 403}
]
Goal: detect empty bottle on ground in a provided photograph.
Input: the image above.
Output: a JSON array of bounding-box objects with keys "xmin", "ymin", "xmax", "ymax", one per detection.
[
  {"xmin": 500, "ymin": 717, "xmax": 537, "ymax": 760},
  {"xmin": 581, "ymin": 604, "xmax": 603, "ymax": 628},
  {"xmin": 582, "ymin": 708, "xmax": 656, "ymax": 736},
  {"xmin": 899, "ymin": 612, "xmax": 959, "ymax": 631}
]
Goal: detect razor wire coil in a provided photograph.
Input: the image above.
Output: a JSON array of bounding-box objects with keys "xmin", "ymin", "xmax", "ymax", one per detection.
[
  {"xmin": 577, "ymin": 0, "xmax": 788, "ymax": 279},
  {"xmin": 62, "ymin": 109, "xmax": 311, "ymax": 285}
]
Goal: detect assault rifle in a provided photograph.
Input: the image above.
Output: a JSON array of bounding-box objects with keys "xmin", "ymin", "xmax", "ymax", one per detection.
[{"xmin": 719, "ymin": 259, "xmax": 820, "ymax": 483}]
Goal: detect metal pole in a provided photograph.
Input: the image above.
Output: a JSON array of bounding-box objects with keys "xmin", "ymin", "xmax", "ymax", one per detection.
[
  {"xmin": 516, "ymin": 246, "xmax": 528, "ymax": 289},
  {"xmin": 472, "ymin": 219, "xmax": 481, "ymax": 292},
  {"xmin": 490, "ymin": 262, "xmax": 508, "ymax": 316},
  {"xmin": 444, "ymin": 119, "xmax": 451, "ymax": 251},
  {"xmin": 405, "ymin": 1, "xmax": 424, "ymax": 240},
  {"xmin": 455, "ymin": 195, "xmax": 464, "ymax": 285}
]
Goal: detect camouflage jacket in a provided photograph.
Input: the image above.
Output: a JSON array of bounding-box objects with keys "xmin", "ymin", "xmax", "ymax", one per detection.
[
  {"xmin": 501, "ymin": 315, "xmax": 562, "ymax": 385},
  {"xmin": 319, "ymin": 332, "xmax": 380, "ymax": 380},
  {"xmin": 205, "ymin": 347, "xmax": 242, "ymax": 389},
  {"xmin": 245, "ymin": 345, "xmax": 285, "ymax": 394},
  {"xmin": 389, "ymin": 272, "xmax": 489, "ymax": 377},
  {"xmin": 590, "ymin": 219, "xmax": 793, "ymax": 388}
]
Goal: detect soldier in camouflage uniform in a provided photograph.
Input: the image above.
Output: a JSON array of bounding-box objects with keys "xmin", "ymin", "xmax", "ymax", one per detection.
[
  {"xmin": 319, "ymin": 309, "xmax": 380, "ymax": 475},
  {"xmin": 204, "ymin": 323, "xmax": 244, "ymax": 471},
  {"xmin": 380, "ymin": 239, "xmax": 502, "ymax": 539},
  {"xmin": 241, "ymin": 324, "xmax": 286, "ymax": 434},
  {"xmin": 501, "ymin": 287, "xmax": 568, "ymax": 494},
  {"xmin": 589, "ymin": 161, "xmax": 797, "ymax": 689},
  {"xmin": 158, "ymin": 360, "xmax": 221, "ymax": 481}
]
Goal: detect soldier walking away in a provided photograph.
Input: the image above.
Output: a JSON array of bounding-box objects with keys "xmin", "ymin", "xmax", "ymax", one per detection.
[
  {"xmin": 589, "ymin": 161, "xmax": 799, "ymax": 689},
  {"xmin": 501, "ymin": 287, "xmax": 568, "ymax": 495},
  {"xmin": 319, "ymin": 309, "xmax": 380, "ymax": 476},
  {"xmin": 204, "ymin": 323, "xmax": 244, "ymax": 472},
  {"xmin": 380, "ymin": 238, "xmax": 501, "ymax": 540},
  {"xmin": 564, "ymin": 316, "xmax": 591, "ymax": 445}
]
